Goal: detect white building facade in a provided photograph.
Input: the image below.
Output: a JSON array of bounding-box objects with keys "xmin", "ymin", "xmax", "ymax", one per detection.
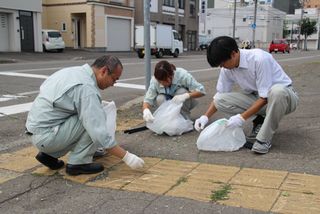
[
  {"xmin": 0, "ymin": 0, "xmax": 42, "ymax": 52},
  {"xmin": 204, "ymin": 5, "xmax": 286, "ymax": 48},
  {"xmin": 285, "ymin": 8, "xmax": 320, "ymax": 50}
]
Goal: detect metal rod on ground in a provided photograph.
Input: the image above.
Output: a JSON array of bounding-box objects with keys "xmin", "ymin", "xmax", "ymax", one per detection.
[
  {"xmin": 144, "ymin": 0, "xmax": 151, "ymax": 90},
  {"xmin": 252, "ymin": 0, "xmax": 258, "ymax": 48},
  {"xmin": 232, "ymin": 0, "xmax": 236, "ymax": 39}
]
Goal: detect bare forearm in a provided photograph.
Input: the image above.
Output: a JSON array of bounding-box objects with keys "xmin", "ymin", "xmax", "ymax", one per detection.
[
  {"xmin": 205, "ymin": 101, "xmax": 218, "ymax": 118},
  {"xmin": 189, "ymin": 91, "xmax": 205, "ymax": 99},
  {"xmin": 142, "ymin": 102, "xmax": 151, "ymax": 110},
  {"xmin": 107, "ymin": 145, "xmax": 126, "ymax": 159},
  {"xmin": 241, "ymin": 97, "xmax": 267, "ymax": 120}
]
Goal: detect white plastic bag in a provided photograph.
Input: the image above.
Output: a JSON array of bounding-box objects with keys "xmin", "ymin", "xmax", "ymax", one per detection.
[
  {"xmin": 146, "ymin": 100, "xmax": 193, "ymax": 136},
  {"xmin": 102, "ymin": 101, "xmax": 117, "ymax": 144},
  {"xmin": 196, "ymin": 118, "xmax": 246, "ymax": 151}
]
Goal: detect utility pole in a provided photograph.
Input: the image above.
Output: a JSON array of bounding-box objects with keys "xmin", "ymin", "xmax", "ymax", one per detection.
[
  {"xmin": 144, "ymin": 0, "xmax": 151, "ymax": 90},
  {"xmin": 252, "ymin": 0, "xmax": 258, "ymax": 48},
  {"xmin": 232, "ymin": 0, "xmax": 237, "ymax": 38},
  {"xmin": 298, "ymin": 0, "xmax": 304, "ymax": 50},
  {"xmin": 175, "ymin": 0, "xmax": 179, "ymax": 31}
]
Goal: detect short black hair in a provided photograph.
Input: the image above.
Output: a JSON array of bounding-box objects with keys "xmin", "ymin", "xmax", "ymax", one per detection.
[{"xmin": 207, "ymin": 36, "xmax": 239, "ymax": 67}]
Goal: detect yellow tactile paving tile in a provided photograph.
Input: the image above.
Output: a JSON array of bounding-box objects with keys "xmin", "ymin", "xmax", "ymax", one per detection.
[
  {"xmin": 221, "ymin": 184, "xmax": 280, "ymax": 212},
  {"xmin": 166, "ymin": 164, "xmax": 239, "ymax": 201},
  {"xmin": 116, "ymin": 119, "xmax": 144, "ymax": 131},
  {"xmin": 0, "ymin": 169, "xmax": 22, "ymax": 184},
  {"xmin": 87, "ymin": 157, "xmax": 161, "ymax": 189},
  {"xmin": 166, "ymin": 177, "xmax": 222, "ymax": 202},
  {"xmin": 280, "ymin": 173, "xmax": 320, "ymax": 195},
  {"xmin": 188, "ymin": 163, "xmax": 240, "ymax": 183},
  {"xmin": 32, "ymin": 166, "xmax": 59, "ymax": 176},
  {"xmin": 95, "ymin": 154, "xmax": 123, "ymax": 168},
  {"xmin": 123, "ymin": 159, "xmax": 198, "ymax": 194},
  {"xmin": 272, "ymin": 191, "xmax": 320, "ymax": 214},
  {"xmin": 0, "ymin": 147, "xmax": 39, "ymax": 172},
  {"xmin": 230, "ymin": 168, "xmax": 288, "ymax": 189}
]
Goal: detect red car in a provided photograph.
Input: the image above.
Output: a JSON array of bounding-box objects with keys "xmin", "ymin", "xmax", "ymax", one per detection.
[{"xmin": 269, "ymin": 39, "xmax": 290, "ymax": 53}]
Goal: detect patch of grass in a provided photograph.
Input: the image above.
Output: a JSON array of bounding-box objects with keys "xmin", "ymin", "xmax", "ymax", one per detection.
[
  {"xmin": 176, "ymin": 176, "xmax": 188, "ymax": 185},
  {"xmin": 210, "ymin": 184, "xmax": 232, "ymax": 202},
  {"xmin": 281, "ymin": 191, "xmax": 290, "ymax": 197}
]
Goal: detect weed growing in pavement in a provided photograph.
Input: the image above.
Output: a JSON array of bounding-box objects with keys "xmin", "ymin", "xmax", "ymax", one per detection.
[{"xmin": 210, "ymin": 184, "xmax": 232, "ymax": 202}]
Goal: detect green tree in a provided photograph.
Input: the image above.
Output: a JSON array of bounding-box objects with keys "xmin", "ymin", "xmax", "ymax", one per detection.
[
  {"xmin": 283, "ymin": 21, "xmax": 290, "ymax": 39},
  {"xmin": 300, "ymin": 18, "xmax": 317, "ymax": 50}
]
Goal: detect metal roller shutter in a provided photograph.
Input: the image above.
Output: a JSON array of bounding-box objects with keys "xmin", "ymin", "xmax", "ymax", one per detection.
[
  {"xmin": 106, "ymin": 17, "xmax": 130, "ymax": 51},
  {"xmin": 0, "ymin": 13, "xmax": 9, "ymax": 51}
]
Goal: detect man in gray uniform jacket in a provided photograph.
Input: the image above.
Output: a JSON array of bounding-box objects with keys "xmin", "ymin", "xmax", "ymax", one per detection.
[{"xmin": 26, "ymin": 55, "xmax": 144, "ymax": 175}]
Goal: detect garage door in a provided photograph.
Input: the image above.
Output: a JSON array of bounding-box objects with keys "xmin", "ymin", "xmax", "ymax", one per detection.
[
  {"xmin": 0, "ymin": 13, "xmax": 9, "ymax": 51},
  {"xmin": 106, "ymin": 17, "xmax": 130, "ymax": 51}
]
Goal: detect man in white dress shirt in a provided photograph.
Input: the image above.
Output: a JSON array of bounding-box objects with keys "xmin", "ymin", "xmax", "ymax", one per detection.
[{"xmin": 194, "ymin": 36, "xmax": 299, "ymax": 154}]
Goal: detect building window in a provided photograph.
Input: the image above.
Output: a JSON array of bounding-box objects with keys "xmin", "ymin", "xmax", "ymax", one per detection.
[
  {"xmin": 61, "ymin": 22, "xmax": 67, "ymax": 32},
  {"xmin": 189, "ymin": 0, "xmax": 195, "ymax": 16},
  {"xmin": 178, "ymin": 0, "xmax": 185, "ymax": 9},
  {"xmin": 163, "ymin": 0, "xmax": 175, "ymax": 7}
]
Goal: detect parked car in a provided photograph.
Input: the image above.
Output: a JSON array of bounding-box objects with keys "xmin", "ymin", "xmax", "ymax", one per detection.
[
  {"xmin": 199, "ymin": 42, "xmax": 209, "ymax": 50},
  {"xmin": 269, "ymin": 39, "xmax": 290, "ymax": 53},
  {"xmin": 42, "ymin": 29, "xmax": 65, "ymax": 52}
]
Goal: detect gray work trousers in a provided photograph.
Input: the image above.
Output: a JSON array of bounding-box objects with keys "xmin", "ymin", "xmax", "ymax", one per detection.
[
  {"xmin": 31, "ymin": 115, "xmax": 98, "ymax": 165},
  {"xmin": 156, "ymin": 87, "xmax": 197, "ymax": 118},
  {"xmin": 214, "ymin": 84, "xmax": 299, "ymax": 142}
]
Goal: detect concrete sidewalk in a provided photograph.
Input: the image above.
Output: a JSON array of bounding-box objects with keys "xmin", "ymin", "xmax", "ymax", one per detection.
[{"xmin": 0, "ymin": 58, "xmax": 319, "ymax": 213}]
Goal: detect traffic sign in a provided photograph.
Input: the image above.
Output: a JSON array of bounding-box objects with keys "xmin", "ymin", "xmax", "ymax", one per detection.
[{"xmin": 251, "ymin": 23, "xmax": 256, "ymax": 29}]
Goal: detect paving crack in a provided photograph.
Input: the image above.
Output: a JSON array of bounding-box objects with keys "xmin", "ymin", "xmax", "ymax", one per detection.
[{"xmin": 0, "ymin": 176, "xmax": 55, "ymax": 204}]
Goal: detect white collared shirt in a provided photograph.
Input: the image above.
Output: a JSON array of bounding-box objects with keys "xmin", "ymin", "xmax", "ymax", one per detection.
[{"xmin": 216, "ymin": 49, "xmax": 292, "ymax": 98}]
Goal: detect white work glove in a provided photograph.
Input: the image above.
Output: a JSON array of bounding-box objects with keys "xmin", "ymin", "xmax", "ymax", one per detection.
[
  {"xmin": 226, "ymin": 114, "xmax": 245, "ymax": 129},
  {"xmin": 172, "ymin": 93, "xmax": 190, "ymax": 104},
  {"xmin": 194, "ymin": 115, "xmax": 209, "ymax": 132},
  {"xmin": 143, "ymin": 108, "xmax": 155, "ymax": 123},
  {"xmin": 122, "ymin": 151, "xmax": 145, "ymax": 169}
]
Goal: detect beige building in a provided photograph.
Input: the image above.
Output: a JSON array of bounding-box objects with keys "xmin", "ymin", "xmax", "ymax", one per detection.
[
  {"xmin": 0, "ymin": 0, "xmax": 42, "ymax": 52},
  {"xmin": 135, "ymin": 0, "xmax": 199, "ymax": 51},
  {"xmin": 304, "ymin": 0, "xmax": 320, "ymax": 9},
  {"xmin": 42, "ymin": 0, "xmax": 134, "ymax": 51}
]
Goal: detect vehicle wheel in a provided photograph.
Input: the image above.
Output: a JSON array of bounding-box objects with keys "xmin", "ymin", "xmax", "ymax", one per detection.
[
  {"xmin": 156, "ymin": 50, "xmax": 164, "ymax": 58},
  {"xmin": 42, "ymin": 45, "xmax": 47, "ymax": 52},
  {"xmin": 138, "ymin": 52, "xmax": 144, "ymax": 58},
  {"xmin": 173, "ymin": 49, "xmax": 179, "ymax": 58},
  {"xmin": 283, "ymin": 50, "xmax": 285, "ymax": 53},
  {"xmin": 269, "ymin": 50, "xmax": 272, "ymax": 53}
]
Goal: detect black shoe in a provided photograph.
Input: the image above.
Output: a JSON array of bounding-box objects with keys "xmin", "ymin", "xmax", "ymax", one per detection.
[
  {"xmin": 243, "ymin": 141, "xmax": 254, "ymax": 150},
  {"xmin": 246, "ymin": 115, "xmax": 265, "ymax": 141},
  {"xmin": 35, "ymin": 152, "xmax": 64, "ymax": 170},
  {"xmin": 66, "ymin": 163, "xmax": 104, "ymax": 176}
]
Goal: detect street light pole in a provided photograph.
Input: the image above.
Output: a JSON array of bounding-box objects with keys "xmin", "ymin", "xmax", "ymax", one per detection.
[
  {"xmin": 298, "ymin": 0, "xmax": 304, "ymax": 50},
  {"xmin": 252, "ymin": 0, "xmax": 258, "ymax": 48},
  {"xmin": 232, "ymin": 0, "xmax": 237, "ymax": 38},
  {"xmin": 144, "ymin": 0, "xmax": 151, "ymax": 90}
]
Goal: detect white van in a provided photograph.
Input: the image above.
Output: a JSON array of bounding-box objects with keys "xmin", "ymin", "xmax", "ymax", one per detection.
[{"xmin": 42, "ymin": 29, "xmax": 65, "ymax": 52}]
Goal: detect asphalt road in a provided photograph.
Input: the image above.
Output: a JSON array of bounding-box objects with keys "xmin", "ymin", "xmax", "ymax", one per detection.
[{"xmin": 1, "ymin": 50, "xmax": 320, "ymax": 213}]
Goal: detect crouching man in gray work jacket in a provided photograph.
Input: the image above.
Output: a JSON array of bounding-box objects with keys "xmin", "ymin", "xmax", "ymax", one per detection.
[
  {"xmin": 194, "ymin": 36, "xmax": 299, "ymax": 154},
  {"xmin": 26, "ymin": 55, "xmax": 144, "ymax": 175}
]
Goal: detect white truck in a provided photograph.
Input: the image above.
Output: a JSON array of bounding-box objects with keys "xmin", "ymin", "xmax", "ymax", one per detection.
[{"xmin": 135, "ymin": 24, "xmax": 183, "ymax": 58}]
